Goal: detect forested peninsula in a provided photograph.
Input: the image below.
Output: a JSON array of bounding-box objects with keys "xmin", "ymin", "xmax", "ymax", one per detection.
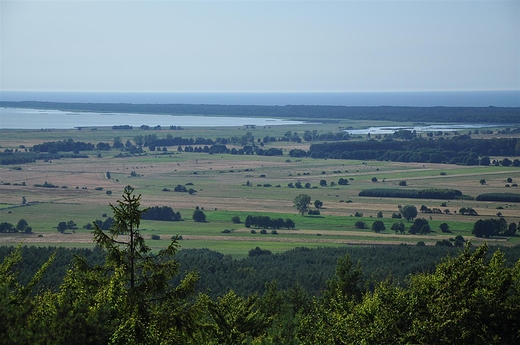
[{"xmin": 2, "ymin": 101, "xmax": 520, "ymax": 123}]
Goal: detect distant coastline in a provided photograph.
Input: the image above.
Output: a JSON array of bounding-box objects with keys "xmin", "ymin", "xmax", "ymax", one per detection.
[
  {"xmin": 1, "ymin": 90, "xmax": 519, "ymax": 107},
  {"xmin": 1, "ymin": 101, "xmax": 519, "ymax": 128}
]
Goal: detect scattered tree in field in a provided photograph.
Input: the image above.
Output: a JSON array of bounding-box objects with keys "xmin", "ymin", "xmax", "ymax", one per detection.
[
  {"xmin": 57, "ymin": 222, "xmax": 67, "ymax": 233},
  {"xmin": 192, "ymin": 207, "xmax": 207, "ymax": 222},
  {"xmin": 16, "ymin": 219, "xmax": 29, "ymax": 232},
  {"xmin": 398, "ymin": 180, "xmax": 407, "ymax": 186},
  {"xmin": 400, "ymin": 205, "xmax": 418, "ymax": 221},
  {"xmin": 371, "ymin": 220, "xmax": 386, "ymax": 233},
  {"xmin": 391, "ymin": 222, "xmax": 405, "ymax": 234},
  {"xmin": 371, "ymin": 177, "xmax": 378, "ymax": 182},
  {"xmin": 480, "ymin": 179, "xmax": 486, "ymax": 185},
  {"xmin": 294, "ymin": 194, "xmax": 311, "ymax": 216},
  {"xmin": 314, "ymin": 200, "xmax": 323, "ymax": 208},
  {"xmin": 22, "ymin": 196, "xmax": 26, "ymax": 204},
  {"xmin": 439, "ymin": 223, "xmax": 451, "ymax": 233},
  {"xmin": 376, "ymin": 211, "xmax": 383, "ymax": 218},
  {"xmin": 319, "ymin": 180, "xmax": 327, "ymax": 187},
  {"xmin": 354, "ymin": 221, "xmax": 366, "ymax": 229},
  {"xmin": 409, "ymin": 218, "xmax": 429, "ymax": 234},
  {"xmin": 231, "ymin": 216, "xmax": 241, "ymax": 224}
]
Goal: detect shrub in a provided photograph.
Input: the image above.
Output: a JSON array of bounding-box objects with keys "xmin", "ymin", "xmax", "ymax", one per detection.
[
  {"xmin": 355, "ymin": 221, "xmax": 367, "ymax": 229},
  {"xmin": 151, "ymin": 234, "xmax": 161, "ymax": 240}
]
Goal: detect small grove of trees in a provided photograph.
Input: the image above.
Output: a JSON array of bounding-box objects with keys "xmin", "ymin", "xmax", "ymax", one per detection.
[
  {"xmin": 409, "ymin": 218, "xmax": 431, "ymax": 234},
  {"xmin": 84, "ymin": 217, "xmax": 114, "ymax": 231},
  {"xmin": 472, "ymin": 218, "xmax": 518, "ymax": 238},
  {"xmin": 338, "ymin": 178, "xmax": 349, "ymax": 185},
  {"xmin": 244, "ymin": 215, "xmax": 295, "ymax": 229},
  {"xmin": 56, "ymin": 220, "xmax": 77, "ymax": 233},
  {"xmin": 459, "ymin": 207, "xmax": 478, "ymax": 216},
  {"xmin": 0, "ymin": 219, "xmax": 32, "ymax": 233},
  {"xmin": 141, "ymin": 206, "xmax": 182, "ymax": 221},
  {"xmin": 391, "ymin": 222, "xmax": 405, "ymax": 234}
]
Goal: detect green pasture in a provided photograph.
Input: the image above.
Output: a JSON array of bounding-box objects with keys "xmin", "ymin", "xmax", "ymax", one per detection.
[{"xmin": 1, "ymin": 122, "xmax": 520, "ymax": 257}]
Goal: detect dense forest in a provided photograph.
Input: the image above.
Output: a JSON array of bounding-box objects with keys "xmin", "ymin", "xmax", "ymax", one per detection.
[
  {"xmin": 1, "ymin": 187, "xmax": 519, "ymax": 344},
  {"xmin": 2, "ymin": 101, "xmax": 520, "ymax": 123},
  {"xmin": 297, "ymin": 135, "xmax": 520, "ymax": 164}
]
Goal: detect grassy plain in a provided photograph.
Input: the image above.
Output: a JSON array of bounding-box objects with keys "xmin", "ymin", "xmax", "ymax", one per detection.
[{"xmin": 1, "ymin": 119, "xmax": 519, "ymax": 257}]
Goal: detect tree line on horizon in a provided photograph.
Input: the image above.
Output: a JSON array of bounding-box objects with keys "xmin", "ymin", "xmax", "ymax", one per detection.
[{"xmin": 2, "ymin": 101, "xmax": 519, "ymax": 123}]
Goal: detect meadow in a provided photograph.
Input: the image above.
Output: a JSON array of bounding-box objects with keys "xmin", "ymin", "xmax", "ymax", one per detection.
[{"xmin": 1, "ymin": 118, "xmax": 519, "ymax": 257}]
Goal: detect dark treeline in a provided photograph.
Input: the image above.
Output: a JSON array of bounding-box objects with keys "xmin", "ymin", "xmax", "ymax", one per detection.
[
  {"xmin": 32, "ymin": 138, "xmax": 96, "ymax": 153},
  {"xmin": 298, "ymin": 136, "xmax": 520, "ymax": 164},
  {"xmin": 476, "ymin": 193, "xmax": 520, "ymax": 202},
  {"xmin": 1, "ymin": 244, "xmax": 519, "ymax": 299},
  {"xmin": 244, "ymin": 215, "xmax": 296, "ymax": 229},
  {"xmin": 2, "ymin": 101, "xmax": 520, "ymax": 123},
  {"xmin": 359, "ymin": 188, "xmax": 465, "ymax": 200}
]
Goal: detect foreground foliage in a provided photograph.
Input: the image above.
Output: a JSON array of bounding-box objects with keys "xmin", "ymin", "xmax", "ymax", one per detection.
[{"xmin": 1, "ymin": 188, "xmax": 519, "ymax": 344}]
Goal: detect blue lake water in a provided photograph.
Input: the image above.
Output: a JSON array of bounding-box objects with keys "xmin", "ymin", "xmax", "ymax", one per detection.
[
  {"xmin": 344, "ymin": 124, "xmax": 502, "ymax": 135},
  {"xmin": 0, "ymin": 107, "xmax": 309, "ymax": 129}
]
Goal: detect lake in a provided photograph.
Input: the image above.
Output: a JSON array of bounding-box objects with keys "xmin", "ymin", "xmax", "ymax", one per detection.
[
  {"xmin": 0, "ymin": 108, "xmax": 309, "ymax": 129},
  {"xmin": 344, "ymin": 123, "xmax": 502, "ymax": 135}
]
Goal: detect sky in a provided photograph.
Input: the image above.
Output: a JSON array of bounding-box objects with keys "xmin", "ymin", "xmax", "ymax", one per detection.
[{"xmin": 1, "ymin": 0, "xmax": 519, "ymax": 93}]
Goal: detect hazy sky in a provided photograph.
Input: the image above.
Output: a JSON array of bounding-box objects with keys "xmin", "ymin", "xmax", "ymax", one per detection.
[{"xmin": 1, "ymin": 0, "xmax": 519, "ymax": 92}]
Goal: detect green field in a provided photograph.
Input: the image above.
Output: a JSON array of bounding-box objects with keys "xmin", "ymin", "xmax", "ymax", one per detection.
[{"xmin": 1, "ymin": 120, "xmax": 519, "ymax": 256}]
